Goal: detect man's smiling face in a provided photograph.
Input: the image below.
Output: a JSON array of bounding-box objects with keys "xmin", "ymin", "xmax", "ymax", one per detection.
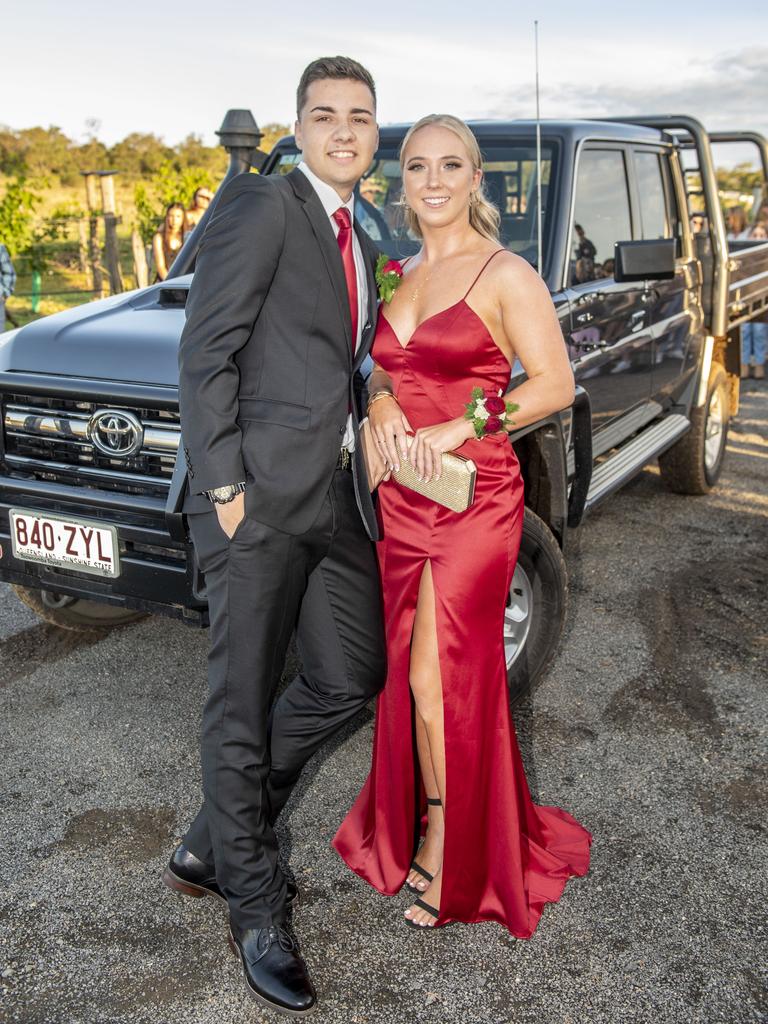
[{"xmin": 294, "ymin": 77, "xmax": 379, "ymax": 201}]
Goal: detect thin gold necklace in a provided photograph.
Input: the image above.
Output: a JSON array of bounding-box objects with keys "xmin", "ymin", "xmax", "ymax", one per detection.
[{"xmin": 410, "ymin": 267, "xmax": 433, "ymax": 303}]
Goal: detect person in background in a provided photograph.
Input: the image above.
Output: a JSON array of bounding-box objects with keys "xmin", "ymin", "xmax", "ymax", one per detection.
[
  {"xmin": 726, "ymin": 206, "xmax": 750, "ymax": 241},
  {"xmin": 184, "ymin": 187, "xmax": 213, "ymax": 231},
  {"xmin": 355, "ymin": 180, "xmax": 388, "ymax": 240},
  {"xmin": 690, "ymin": 212, "xmax": 707, "ymax": 234},
  {"xmin": 741, "ymin": 224, "xmax": 768, "ymax": 379},
  {"xmin": 0, "ymin": 242, "xmax": 16, "ymax": 332},
  {"xmin": 152, "ymin": 203, "xmax": 186, "ymax": 281}
]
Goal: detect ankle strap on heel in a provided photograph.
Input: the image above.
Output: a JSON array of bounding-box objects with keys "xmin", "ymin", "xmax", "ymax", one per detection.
[{"xmin": 426, "ymin": 797, "xmax": 442, "ymax": 807}]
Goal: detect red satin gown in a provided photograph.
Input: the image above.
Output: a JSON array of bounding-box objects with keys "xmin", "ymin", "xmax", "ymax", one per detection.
[{"xmin": 333, "ymin": 251, "xmax": 591, "ymax": 936}]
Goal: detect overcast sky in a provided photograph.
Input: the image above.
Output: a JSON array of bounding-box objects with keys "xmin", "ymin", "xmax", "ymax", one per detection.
[{"xmin": 3, "ymin": 0, "xmax": 766, "ymax": 166}]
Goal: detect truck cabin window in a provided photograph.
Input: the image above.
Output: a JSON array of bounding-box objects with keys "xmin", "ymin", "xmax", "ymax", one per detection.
[
  {"xmin": 274, "ymin": 141, "xmax": 557, "ymax": 271},
  {"xmin": 634, "ymin": 150, "xmax": 672, "ymax": 240},
  {"xmin": 569, "ymin": 148, "xmax": 632, "ymax": 286}
]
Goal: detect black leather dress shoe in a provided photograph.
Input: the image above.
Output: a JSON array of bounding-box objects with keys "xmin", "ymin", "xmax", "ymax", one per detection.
[
  {"xmin": 162, "ymin": 844, "xmax": 298, "ymax": 908},
  {"xmin": 229, "ymin": 923, "xmax": 316, "ymax": 1016}
]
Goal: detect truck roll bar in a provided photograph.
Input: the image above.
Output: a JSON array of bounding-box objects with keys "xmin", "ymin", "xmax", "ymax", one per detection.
[
  {"xmin": 707, "ymin": 131, "xmax": 768, "ymax": 184},
  {"xmin": 167, "ymin": 109, "xmax": 266, "ymax": 280}
]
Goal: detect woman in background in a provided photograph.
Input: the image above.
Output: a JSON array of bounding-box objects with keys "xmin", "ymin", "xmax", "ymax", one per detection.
[{"xmin": 153, "ymin": 203, "xmax": 186, "ymax": 281}]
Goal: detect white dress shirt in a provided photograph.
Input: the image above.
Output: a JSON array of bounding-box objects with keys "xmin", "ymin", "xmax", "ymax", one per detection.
[{"xmin": 298, "ymin": 161, "xmax": 368, "ymax": 452}]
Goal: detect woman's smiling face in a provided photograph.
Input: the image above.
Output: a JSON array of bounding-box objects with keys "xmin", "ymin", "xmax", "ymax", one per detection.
[{"xmin": 401, "ymin": 124, "xmax": 482, "ymax": 231}]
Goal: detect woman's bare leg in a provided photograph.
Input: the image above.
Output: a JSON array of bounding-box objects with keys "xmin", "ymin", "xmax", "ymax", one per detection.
[
  {"xmin": 405, "ymin": 715, "xmax": 444, "ymax": 892},
  {"xmin": 404, "ymin": 562, "xmax": 445, "ymax": 926}
]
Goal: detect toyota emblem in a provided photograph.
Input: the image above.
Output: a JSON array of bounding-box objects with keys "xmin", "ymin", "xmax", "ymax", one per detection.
[{"xmin": 87, "ymin": 409, "xmax": 144, "ymax": 458}]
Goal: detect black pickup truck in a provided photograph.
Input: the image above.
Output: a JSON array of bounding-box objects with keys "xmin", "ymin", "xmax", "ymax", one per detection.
[{"xmin": 1, "ymin": 113, "xmax": 766, "ymax": 700}]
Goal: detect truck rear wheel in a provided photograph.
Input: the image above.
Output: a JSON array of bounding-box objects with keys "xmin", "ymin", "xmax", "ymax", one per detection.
[
  {"xmin": 658, "ymin": 364, "xmax": 729, "ymax": 494},
  {"xmin": 12, "ymin": 586, "xmax": 145, "ymax": 632},
  {"xmin": 506, "ymin": 507, "xmax": 568, "ymax": 705}
]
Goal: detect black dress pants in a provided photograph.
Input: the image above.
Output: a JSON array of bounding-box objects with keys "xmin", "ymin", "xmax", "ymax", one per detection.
[{"xmin": 183, "ymin": 467, "xmax": 385, "ymax": 929}]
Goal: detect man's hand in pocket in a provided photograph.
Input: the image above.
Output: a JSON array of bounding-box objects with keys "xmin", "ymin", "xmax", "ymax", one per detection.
[{"xmin": 215, "ymin": 492, "xmax": 246, "ymax": 539}]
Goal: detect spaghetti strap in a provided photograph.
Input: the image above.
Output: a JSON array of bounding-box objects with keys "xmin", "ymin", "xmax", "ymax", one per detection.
[{"xmin": 463, "ymin": 249, "xmax": 506, "ymax": 300}]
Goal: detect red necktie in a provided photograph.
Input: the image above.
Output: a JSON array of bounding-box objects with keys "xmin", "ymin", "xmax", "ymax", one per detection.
[{"xmin": 332, "ymin": 207, "xmax": 358, "ymax": 353}]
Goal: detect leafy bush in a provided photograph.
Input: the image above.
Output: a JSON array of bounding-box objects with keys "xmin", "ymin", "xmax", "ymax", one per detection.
[{"xmin": 0, "ymin": 177, "xmax": 42, "ymax": 257}]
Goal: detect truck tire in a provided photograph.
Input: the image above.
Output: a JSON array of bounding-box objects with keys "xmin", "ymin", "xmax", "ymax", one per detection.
[
  {"xmin": 11, "ymin": 586, "xmax": 144, "ymax": 632},
  {"xmin": 506, "ymin": 507, "xmax": 568, "ymax": 705},
  {"xmin": 658, "ymin": 364, "xmax": 729, "ymax": 494}
]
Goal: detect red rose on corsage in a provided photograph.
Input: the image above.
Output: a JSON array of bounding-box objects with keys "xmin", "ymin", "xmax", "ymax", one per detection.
[
  {"xmin": 375, "ymin": 254, "xmax": 404, "ymax": 303},
  {"xmin": 484, "ymin": 395, "xmax": 507, "ymax": 415},
  {"xmin": 464, "ymin": 386, "xmax": 520, "ymax": 439}
]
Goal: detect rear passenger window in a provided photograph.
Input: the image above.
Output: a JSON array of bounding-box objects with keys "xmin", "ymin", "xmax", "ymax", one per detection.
[
  {"xmin": 569, "ymin": 149, "xmax": 632, "ymax": 285},
  {"xmin": 634, "ymin": 151, "xmax": 669, "ymax": 238}
]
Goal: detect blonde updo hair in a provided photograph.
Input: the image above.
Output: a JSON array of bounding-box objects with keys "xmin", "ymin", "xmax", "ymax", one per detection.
[{"xmin": 399, "ymin": 114, "xmax": 500, "ymax": 243}]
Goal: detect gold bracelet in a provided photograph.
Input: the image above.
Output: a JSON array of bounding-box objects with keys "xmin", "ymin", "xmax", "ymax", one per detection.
[{"xmin": 367, "ymin": 391, "xmax": 399, "ymax": 412}]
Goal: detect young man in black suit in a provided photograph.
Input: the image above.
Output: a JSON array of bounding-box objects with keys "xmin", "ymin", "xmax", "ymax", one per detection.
[{"xmin": 166, "ymin": 57, "xmax": 387, "ymax": 1015}]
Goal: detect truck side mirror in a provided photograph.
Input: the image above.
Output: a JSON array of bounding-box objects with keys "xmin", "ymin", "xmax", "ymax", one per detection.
[{"xmin": 614, "ymin": 238, "xmax": 676, "ymax": 282}]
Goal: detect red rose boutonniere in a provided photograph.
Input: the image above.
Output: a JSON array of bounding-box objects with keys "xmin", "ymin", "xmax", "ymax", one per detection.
[{"xmin": 375, "ymin": 254, "xmax": 404, "ymax": 303}]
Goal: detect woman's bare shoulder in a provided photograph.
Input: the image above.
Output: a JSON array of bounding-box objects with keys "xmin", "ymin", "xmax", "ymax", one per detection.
[{"xmin": 489, "ymin": 248, "xmax": 536, "ymax": 278}]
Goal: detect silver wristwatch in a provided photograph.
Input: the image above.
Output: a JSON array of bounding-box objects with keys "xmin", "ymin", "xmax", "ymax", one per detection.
[{"xmin": 204, "ymin": 481, "xmax": 246, "ymax": 504}]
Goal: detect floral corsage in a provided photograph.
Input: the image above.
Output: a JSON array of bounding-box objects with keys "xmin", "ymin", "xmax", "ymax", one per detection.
[
  {"xmin": 465, "ymin": 387, "xmax": 519, "ymax": 439},
  {"xmin": 375, "ymin": 254, "xmax": 404, "ymax": 303}
]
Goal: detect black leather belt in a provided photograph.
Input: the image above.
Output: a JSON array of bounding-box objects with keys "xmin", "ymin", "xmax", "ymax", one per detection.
[{"xmin": 336, "ymin": 447, "xmax": 352, "ymax": 471}]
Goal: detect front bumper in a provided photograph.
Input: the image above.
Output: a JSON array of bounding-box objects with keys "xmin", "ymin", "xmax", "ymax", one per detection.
[{"xmin": 0, "ymin": 474, "xmax": 207, "ymax": 624}]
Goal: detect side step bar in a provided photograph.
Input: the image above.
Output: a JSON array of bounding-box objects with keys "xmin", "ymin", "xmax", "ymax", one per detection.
[{"xmin": 585, "ymin": 413, "xmax": 690, "ymax": 510}]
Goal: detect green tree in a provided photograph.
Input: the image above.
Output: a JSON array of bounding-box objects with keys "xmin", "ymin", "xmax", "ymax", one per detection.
[
  {"xmin": 177, "ymin": 133, "xmax": 227, "ymax": 176},
  {"xmin": 16, "ymin": 126, "xmax": 79, "ymax": 184},
  {"xmin": 0, "ymin": 176, "xmax": 41, "ymax": 256},
  {"xmin": 109, "ymin": 133, "xmax": 173, "ymax": 177},
  {"xmin": 716, "ymin": 163, "xmax": 762, "ymax": 194},
  {"xmin": 260, "ymin": 123, "xmax": 291, "ymax": 154}
]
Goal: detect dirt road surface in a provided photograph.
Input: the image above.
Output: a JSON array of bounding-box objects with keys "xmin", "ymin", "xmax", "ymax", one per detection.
[{"xmin": 1, "ymin": 381, "xmax": 766, "ymax": 1024}]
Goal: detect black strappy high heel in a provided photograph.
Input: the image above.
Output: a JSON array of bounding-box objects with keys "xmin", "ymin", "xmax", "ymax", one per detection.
[
  {"xmin": 406, "ymin": 797, "xmax": 442, "ymax": 894},
  {"xmin": 404, "ymin": 896, "xmax": 440, "ymax": 929}
]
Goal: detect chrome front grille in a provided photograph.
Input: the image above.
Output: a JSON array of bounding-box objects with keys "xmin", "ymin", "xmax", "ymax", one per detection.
[{"xmin": 2, "ymin": 395, "xmax": 180, "ymax": 496}]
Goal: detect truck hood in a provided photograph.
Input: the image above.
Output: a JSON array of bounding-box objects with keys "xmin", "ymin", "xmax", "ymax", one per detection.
[{"xmin": 0, "ymin": 276, "xmax": 193, "ymax": 386}]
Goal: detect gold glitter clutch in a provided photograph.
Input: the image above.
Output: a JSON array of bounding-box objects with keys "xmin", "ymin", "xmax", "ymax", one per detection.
[{"xmin": 393, "ymin": 450, "xmax": 477, "ymax": 513}]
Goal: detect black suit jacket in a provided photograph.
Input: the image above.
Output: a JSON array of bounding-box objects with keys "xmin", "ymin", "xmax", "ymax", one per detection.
[{"xmin": 178, "ymin": 168, "xmax": 380, "ymax": 539}]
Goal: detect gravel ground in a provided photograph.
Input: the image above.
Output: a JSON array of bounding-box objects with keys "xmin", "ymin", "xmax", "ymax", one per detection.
[{"xmin": 1, "ymin": 382, "xmax": 766, "ymax": 1024}]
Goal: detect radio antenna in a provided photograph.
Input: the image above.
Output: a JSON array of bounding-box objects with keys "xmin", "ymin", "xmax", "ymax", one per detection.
[{"xmin": 534, "ymin": 19, "xmax": 543, "ymax": 275}]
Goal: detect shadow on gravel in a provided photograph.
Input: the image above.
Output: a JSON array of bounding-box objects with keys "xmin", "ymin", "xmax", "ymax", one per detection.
[
  {"xmin": 603, "ymin": 552, "xmax": 768, "ymax": 738},
  {"xmin": 0, "ymin": 622, "xmax": 106, "ymax": 689}
]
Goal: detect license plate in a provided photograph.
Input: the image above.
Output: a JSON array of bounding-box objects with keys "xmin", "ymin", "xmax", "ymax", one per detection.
[{"xmin": 9, "ymin": 509, "xmax": 120, "ymax": 578}]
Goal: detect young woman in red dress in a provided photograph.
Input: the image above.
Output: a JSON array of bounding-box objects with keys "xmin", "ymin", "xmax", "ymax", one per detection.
[{"xmin": 333, "ymin": 114, "xmax": 591, "ymax": 934}]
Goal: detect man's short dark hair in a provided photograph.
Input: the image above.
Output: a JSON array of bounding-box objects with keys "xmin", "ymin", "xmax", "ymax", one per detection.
[{"xmin": 297, "ymin": 56, "xmax": 376, "ymax": 117}]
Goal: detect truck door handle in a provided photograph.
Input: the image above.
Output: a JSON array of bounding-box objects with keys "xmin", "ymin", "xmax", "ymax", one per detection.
[{"xmin": 573, "ymin": 337, "xmax": 608, "ymax": 352}]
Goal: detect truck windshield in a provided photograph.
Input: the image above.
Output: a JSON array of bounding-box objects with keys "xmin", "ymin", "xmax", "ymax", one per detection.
[{"xmin": 272, "ymin": 140, "xmax": 557, "ymax": 271}]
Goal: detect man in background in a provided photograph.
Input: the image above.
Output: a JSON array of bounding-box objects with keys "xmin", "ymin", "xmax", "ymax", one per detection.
[{"xmin": 0, "ymin": 243, "xmax": 16, "ymax": 332}]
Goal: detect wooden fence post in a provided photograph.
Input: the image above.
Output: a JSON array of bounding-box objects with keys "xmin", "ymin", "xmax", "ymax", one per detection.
[
  {"xmin": 99, "ymin": 172, "xmax": 123, "ymax": 295},
  {"xmin": 131, "ymin": 229, "xmax": 148, "ymax": 289},
  {"xmin": 81, "ymin": 172, "xmax": 104, "ymax": 295},
  {"xmin": 76, "ymin": 217, "xmax": 88, "ymax": 275}
]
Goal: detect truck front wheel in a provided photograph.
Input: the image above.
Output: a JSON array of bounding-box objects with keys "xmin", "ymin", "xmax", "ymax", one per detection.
[
  {"xmin": 658, "ymin": 364, "xmax": 729, "ymax": 494},
  {"xmin": 506, "ymin": 507, "xmax": 568, "ymax": 705},
  {"xmin": 12, "ymin": 586, "xmax": 145, "ymax": 632}
]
